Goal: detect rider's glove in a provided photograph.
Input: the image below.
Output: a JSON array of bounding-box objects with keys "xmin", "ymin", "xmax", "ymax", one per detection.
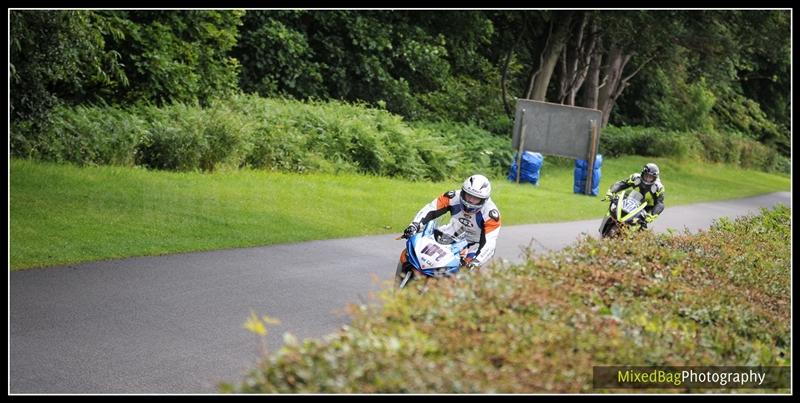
[
  {"xmin": 464, "ymin": 259, "xmax": 479, "ymax": 272},
  {"xmin": 605, "ymin": 190, "xmax": 614, "ymax": 199},
  {"xmin": 403, "ymin": 222, "xmax": 420, "ymax": 239}
]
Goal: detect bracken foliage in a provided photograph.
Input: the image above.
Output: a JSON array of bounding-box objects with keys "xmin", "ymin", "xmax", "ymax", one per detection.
[{"xmin": 12, "ymin": 95, "xmax": 512, "ymax": 181}]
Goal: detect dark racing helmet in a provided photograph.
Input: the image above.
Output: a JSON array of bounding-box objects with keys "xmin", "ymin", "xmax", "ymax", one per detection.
[{"xmin": 641, "ymin": 163, "xmax": 660, "ymax": 186}]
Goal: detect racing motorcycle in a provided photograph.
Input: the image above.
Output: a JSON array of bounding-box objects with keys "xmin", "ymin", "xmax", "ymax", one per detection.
[
  {"xmin": 395, "ymin": 221, "xmax": 469, "ymax": 289},
  {"xmin": 599, "ymin": 189, "xmax": 648, "ymax": 238}
]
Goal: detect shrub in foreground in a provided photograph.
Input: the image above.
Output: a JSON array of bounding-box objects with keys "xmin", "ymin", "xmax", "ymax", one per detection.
[{"xmin": 225, "ymin": 206, "xmax": 790, "ymax": 393}]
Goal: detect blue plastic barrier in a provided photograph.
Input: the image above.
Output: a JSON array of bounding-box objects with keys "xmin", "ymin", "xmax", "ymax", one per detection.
[
  {"xmin": 574, "ymin": 154, "xmax": 603, "ymax": 196},
  {"xmin": 507, "ymin": 151, "xmax": 544, "ymax": 185}
]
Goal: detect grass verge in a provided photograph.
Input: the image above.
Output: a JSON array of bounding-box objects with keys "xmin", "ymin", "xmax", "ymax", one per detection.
[{"xmin": 10, "ymin": 155, "xmax": 790, "ymax": 270}]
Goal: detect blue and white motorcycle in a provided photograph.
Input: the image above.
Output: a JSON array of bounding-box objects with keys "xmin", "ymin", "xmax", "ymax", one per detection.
[{"xmin": 395, "ymin": 221, "xmax": 469, "ymax": 289}]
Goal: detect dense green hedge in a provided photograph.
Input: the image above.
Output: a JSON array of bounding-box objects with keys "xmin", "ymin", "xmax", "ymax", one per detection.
[
  {"xmin": 223, "ymin": 206, "xmax": 790, "ymax": 393},
  {"xmin": 601, "ymin": 125, "xmax": 789, "ymax": 174},
  {"xmin": 11, "ymin": 94, "xmax": 513, "ymax": 182},
  {"xmin": 10, "ymin": 95, "xmax": 788, "ymax": 179}
]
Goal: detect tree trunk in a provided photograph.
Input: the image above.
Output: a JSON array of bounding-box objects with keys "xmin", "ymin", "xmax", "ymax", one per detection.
[
  {"xmin": 597, "ymin": 47, "xmax": 630, "ymax": 127},
  {"xmin": 501, "ymin": 45, "xmax": 514, "ymax": 117},
  {"xmin": 528, "ymin": 11, "xmax": 574, "ymax": 101},
  {"xmin": 568, "ymin": 15, "xmax": 596, "ymax": 106},
  {"xmin": 557, "ymin": 47, "xmax": 569, "ymax": 104},
  {"xmin": 580, "ymin": 46, "xmax": 601, "ymax": 110},
  {"xmin": 524, "ymin": 20, "xmax": 550, "ymax": 100},
  {"xmin": 604, "ymin": 54, "xmax": 655, "ymax": 126},
  {"xmin": 575, "ymin": 15, "xmax": 658, "ymax": 125},
  {"xmin": 501, "ymin": 23, "xmax": 524, "ymax": 118},
  {"xmin": 561, "ymin": 13, "xmax": 597, "ymax": 106}
]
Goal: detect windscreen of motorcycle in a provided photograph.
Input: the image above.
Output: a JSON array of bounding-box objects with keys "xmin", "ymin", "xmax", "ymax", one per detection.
[
  {"xmin": 621, "ymin": 197, "xmax": 641, "ymax": 214},
  {"xmin": 621, "ymin": 190, "xmax": 644, "ymax": 214},
  {"xmin": 414, "ymin": 237, "xmax": 459, "ymax": 270}
]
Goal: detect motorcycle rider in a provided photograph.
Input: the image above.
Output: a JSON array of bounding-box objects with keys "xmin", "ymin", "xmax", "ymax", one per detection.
[
  {"xmin": 402, "ymin": 174, "xmax": 501, "ymax": 271},
  {"xmin": 605, "ymin": 163, "xmax": 665, "ymax": 227}
]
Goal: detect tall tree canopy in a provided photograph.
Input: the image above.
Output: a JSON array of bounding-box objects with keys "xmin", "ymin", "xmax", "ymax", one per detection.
[{"xmin": 10, "ymin": 9, "xmax": 790, "ymax": 156}]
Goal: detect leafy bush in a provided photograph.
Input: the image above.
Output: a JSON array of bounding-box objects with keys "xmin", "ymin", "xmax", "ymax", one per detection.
[
  {"xmin": 652, "ymin": 75, "xmax": 718, "ymax": 133},
  {"xmin": 601, "ymin": 125, "xmax": 788, "ymax": 174},
  {"xmin": 409, "ymin": 120, "xmax": 514, "ymax": 179},
  {"xmin": 601, "ymin": 125, "xmax": 645, "ymax": 157},
  {"xmin": 17, "ymin": 104, "xmax": 148, "ymax": 166},
  {"xmin": 134, "ymin": 105, "xmax": 208, "ymax": 171},
  {"xmin": 713, "ymin": 88, "xmax": 790, "ymax": 157},
  {"xmin": 223, "ymin": 95, "xmax": 515, "ymax": 181},
  {"xmin": 11, "ymin": 94, "xmax": 788, "ymax": 177},
  {"xmin": 600, "ymin": 125, "xmax": 701, "ymax": 161},
  {"xmin": 13, "ymin": 94, "xmax": 511, "ymax": 180},
  {"xmin": 246, "ymin": 126, "xmax": 311, "ymax": 173},
  {"xmin": 414, "ymin": 74, "xmax": 513, "ymax": 135},
  {"xmin": 225, "ymin": 206, "xmax": 790, "ymax": 393},
  {"xmin": 226, "ymin": 95, "xmax": 456, "ymax": 181},
  {"xmin": 10, "ymin": 11, "xmax": 128, "ymax": 123},
  {"xmin": 234, "ymin": 13, "xmax": 326, "ymax": 99},
  {"xmin": 134, "ymin": 102, "xmax": 252, "ymax": 171}
]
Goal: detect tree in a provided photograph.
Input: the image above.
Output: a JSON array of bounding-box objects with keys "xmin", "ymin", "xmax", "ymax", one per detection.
[
  {"xmin": 525, "ymin": 11, "xmax": 575, "ymax": 101},
  {"xmin": 606, "ymin": 10, "xmax": 790, "ymax": 156},
  {"xmin": 582, "ymin": 11, "xmax": 676, "ymax": 127},
  {"xmin": 233, "ymin": 10, "xmax": 326, "ymax": 99},
  {"xmin": 10, "ymin": 10, "xmax": 126, "ymax": 122},
  {"xmin": 234, "ymin": 10, "xmax": 454, "ymax": 118},
  {"xmin": 10, "ymin": 10, "xmax": 244, "ymax": 117},
  {"xmin": 105, "ymin": 10, "xmax": 244, "ymax": 106},
  {"xmin": 556, "ymin": 11, "xmax": 598, "ymax": 106}
]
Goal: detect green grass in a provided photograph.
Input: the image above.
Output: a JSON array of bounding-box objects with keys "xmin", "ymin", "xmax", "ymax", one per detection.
[
  {"xmin": 498, "ymin": 155, "xmax": 791, "ymax": 225},
  {"xmin": 10, "ymin": 156, "xmax": 790, "ymax": 270}
]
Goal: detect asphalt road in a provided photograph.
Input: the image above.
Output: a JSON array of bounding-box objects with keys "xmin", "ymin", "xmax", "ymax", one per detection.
[{"xmin": 9, "ymin": 192, "xmax": 791, "ymax": 394}]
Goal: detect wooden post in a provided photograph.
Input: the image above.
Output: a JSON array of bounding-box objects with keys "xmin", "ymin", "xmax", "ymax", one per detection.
[
  {"xmin": 584, "ymin": 119, "xmax": 598, "ymax": 195},
  {"xmin": 515, "ymin": 109, "xmax": 527, "ymax": 184}
]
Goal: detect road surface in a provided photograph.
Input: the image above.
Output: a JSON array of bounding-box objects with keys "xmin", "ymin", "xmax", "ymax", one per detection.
[{"xmin": 9, "ymin": 192, "xmax": 791, "ymax": 393}]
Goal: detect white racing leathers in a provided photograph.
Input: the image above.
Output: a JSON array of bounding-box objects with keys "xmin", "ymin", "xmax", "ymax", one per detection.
[{"xmin": 412, "ymin": 190, "xmax": 501, "ymax": 266}]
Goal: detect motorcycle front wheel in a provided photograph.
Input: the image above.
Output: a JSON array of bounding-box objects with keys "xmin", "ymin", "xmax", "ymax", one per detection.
[
  {"xmin": 395, "ymin": 261, "xmax": 414, "ymax": 289},
  {"xmin": 601, "ymin": 221, "xmax": 620, "ymax": 238}
]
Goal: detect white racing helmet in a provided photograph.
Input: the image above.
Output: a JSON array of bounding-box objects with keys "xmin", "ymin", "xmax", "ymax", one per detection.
[{"xmin": 460, "ymin": 174, "xmax": 491, "ymax": 212}]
